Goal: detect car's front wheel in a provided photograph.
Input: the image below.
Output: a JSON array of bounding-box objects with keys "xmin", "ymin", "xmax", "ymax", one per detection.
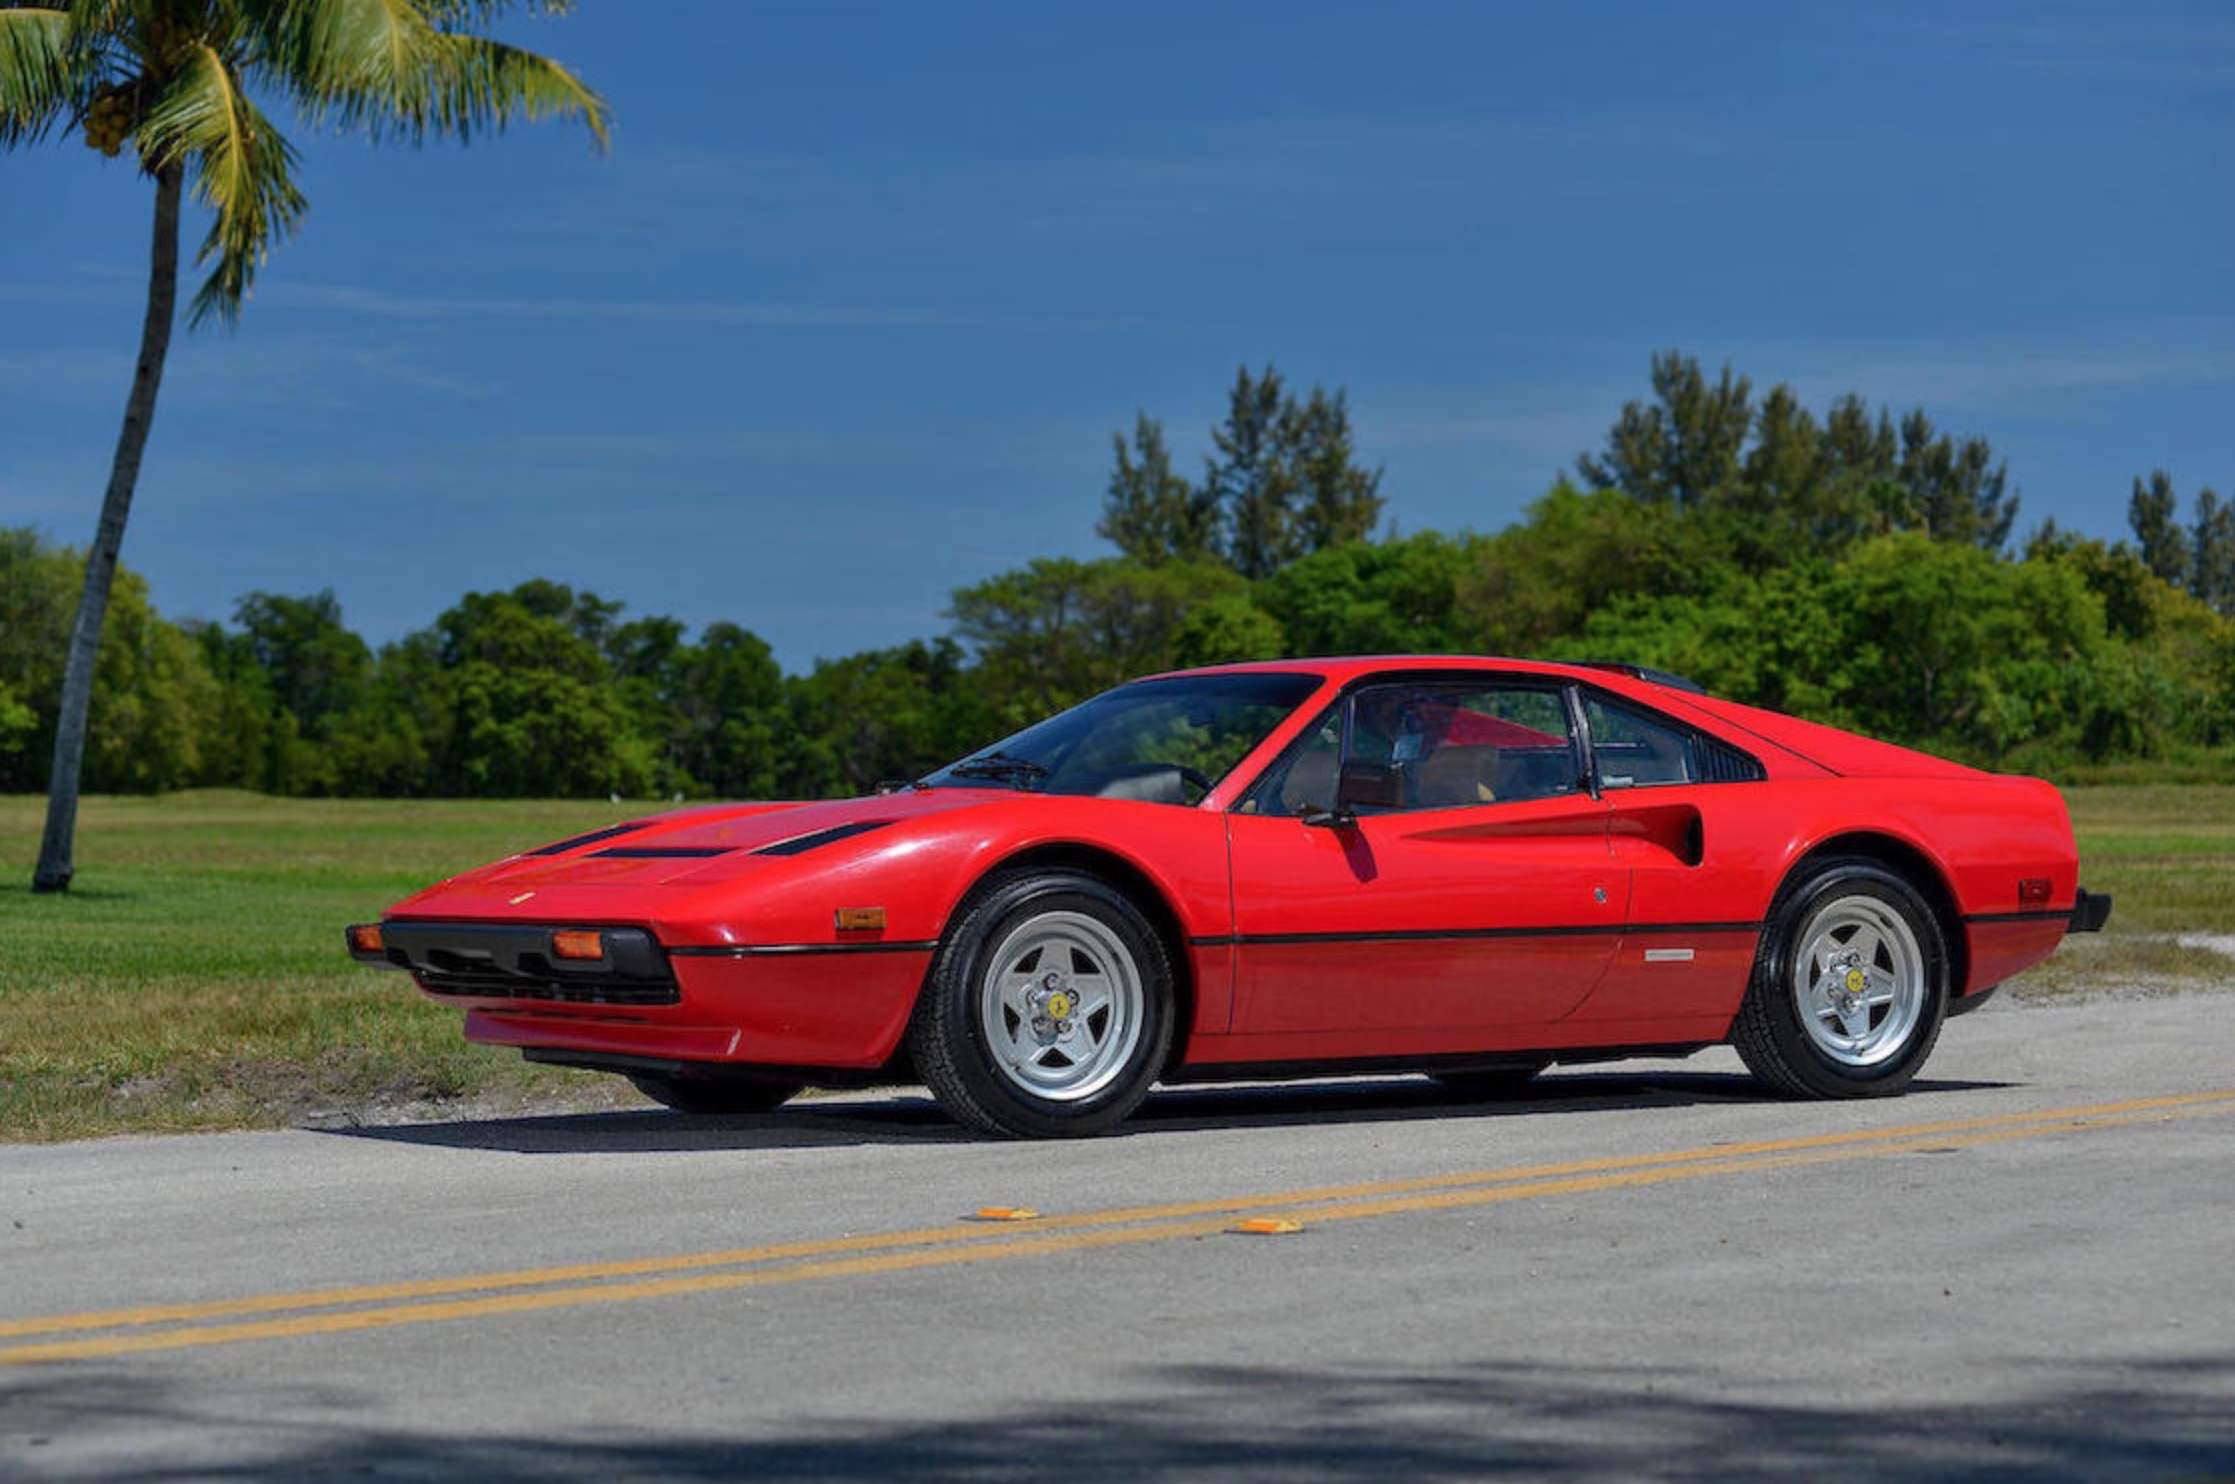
[
  {"xmin": 907, "ymin": 869, "xmax": 1174, "ymax": 1138},
  {"xmin": 1731, "ymin": 857, "xmax": 1948, "ymax": 1099}
]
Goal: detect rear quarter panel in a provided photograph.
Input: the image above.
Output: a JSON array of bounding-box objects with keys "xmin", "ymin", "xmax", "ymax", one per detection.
[{"xmin": 1618, "ymin": 773, "xmax": 2078, "ymax": 1001}]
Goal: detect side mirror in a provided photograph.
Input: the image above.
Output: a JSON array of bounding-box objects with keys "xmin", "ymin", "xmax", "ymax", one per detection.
[{"xmin": 1301, "ymin": 759, "xmax": 1401, "ymax": 827}]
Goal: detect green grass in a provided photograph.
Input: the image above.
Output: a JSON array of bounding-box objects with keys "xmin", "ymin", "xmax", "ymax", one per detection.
[
  {"xmin": 0, "ymin": 792, "xmax": 629, "ymax": 1141},
  {"xmin": 3, "ymin": 786, "xmax": 2232, "ymax": 1141}
]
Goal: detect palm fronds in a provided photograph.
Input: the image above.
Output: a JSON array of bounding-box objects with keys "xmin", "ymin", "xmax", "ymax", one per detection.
[
  {"xmin": 250, "ymin": 0, "xmax": 608, "ymax": 148},
  {"xmin": 139, "ymin": 39, "xmax": 307, "ymax": 323},
  {"xmin": 5, "ymin": 0, "xmax": 606, "ymax": 321},
  {"xmin": 0, "ymin": 6, "xmax": 72, "ymax": 144}
]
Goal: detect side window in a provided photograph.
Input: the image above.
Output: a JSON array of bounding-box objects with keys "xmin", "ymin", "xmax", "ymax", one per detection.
[
  {"xmin": 1585, "ymin": 696, "xmax": 1696, "ymax": 788},
  {"xmin": 1353, "ymin": 682, "xmax": 1579, "ymax": 812},
  {"xmin": 1245, "ymin": 710, "xmax": 1341, "ymax": 817}
]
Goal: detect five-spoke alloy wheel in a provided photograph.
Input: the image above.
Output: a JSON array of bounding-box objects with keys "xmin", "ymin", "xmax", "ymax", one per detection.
[
  {"xmin": 908, "ymin": 869, "xmax": 1175, "ymax": 1137},
  {"xmin": 1732, "ymin": 856, "xmax": 1948, "ymax": 1099}
]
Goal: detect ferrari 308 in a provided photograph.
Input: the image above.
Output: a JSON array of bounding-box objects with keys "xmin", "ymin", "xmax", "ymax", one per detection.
[{"xmin": 348, "ymin": 657, "xmax": 2108, "ymax": 1137}]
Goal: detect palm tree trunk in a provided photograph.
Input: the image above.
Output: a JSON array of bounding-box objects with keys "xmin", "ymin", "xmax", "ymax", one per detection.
[{"xmin": 31, "ymin": 162, "xmax": 183, "ymax": 893}]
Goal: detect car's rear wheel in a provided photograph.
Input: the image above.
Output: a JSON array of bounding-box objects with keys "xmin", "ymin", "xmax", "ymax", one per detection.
[
  {"xmin": 628, "ymin": 1073, "xmax": 803, "ymax": 1116},
  {"xmin": 907, "ymin": 869, "xmax": 1174, "ymax": 1138},
  {"xmin": 1731, "ymin": 857, "xmax": 1947, "ymax": 1099}
]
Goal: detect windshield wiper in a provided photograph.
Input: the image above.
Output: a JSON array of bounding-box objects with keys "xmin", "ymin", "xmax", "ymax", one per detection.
[{"xmin": 945, "ymin": 750, "xmax": 1050, "ymax": 788}]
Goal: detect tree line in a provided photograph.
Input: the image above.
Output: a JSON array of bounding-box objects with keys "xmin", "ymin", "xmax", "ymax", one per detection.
[{"xmin": 5, "ymin": 353, "xmax": 2231, "ymax": 801}]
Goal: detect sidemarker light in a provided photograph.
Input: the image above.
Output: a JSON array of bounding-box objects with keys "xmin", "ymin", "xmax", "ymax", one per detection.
[
  {"xmin": 835, "ymin": 906, "xmax": 887, "ymax": 932},
  {"xmin": 2018, "ymin": 877, "xmax": 2053, "ymax": 906},
  {"xmin": 347, "ymin": 923, "xmax": 384, "ymax": 956},
  {"xmin": 551, "ymin": 929, "xmax": 605, "ymax": 961}
]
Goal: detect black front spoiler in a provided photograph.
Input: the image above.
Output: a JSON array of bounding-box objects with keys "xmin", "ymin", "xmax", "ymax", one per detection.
[{"xmin": 2068, "ymin": 889, "xmax": 2113, "ymax": 934}]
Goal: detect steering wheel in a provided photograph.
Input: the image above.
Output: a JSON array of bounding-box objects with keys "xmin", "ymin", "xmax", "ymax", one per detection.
[{"xmin": 1175, "ymin": 764, "xmax": 1213, "ymax": 800}]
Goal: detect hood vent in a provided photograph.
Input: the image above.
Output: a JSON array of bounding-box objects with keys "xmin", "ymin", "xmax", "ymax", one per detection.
[
  {"xmin": 529, "ymin": 822, "xmax": 649, "ymax": 856},
  {"xmin": 754, "ymin": 820, "xmax": 892, "ymax": 857},
  {"xmin": 590, "ymin": 845, "xmax": 731, "ymax": 859}
]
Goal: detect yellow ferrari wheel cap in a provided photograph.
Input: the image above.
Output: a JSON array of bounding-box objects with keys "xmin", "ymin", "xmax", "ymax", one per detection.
[
  {"xmin": 1844, "ymin": 968, "xmax": 1867, "ymax": 993},
  {"xmin": 1045, "ymin": 992, "xmax": 1073, "ymax": 1020}
]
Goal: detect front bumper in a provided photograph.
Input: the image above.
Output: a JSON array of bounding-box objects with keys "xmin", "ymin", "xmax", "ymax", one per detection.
[
  {"xmin": 346, "ymin": 920, "xmax": 679, "ymax": 1005},
  {"xmin": 2069, "ymin": 888, "xmax": 2113, "ymax": 934},
  {"xmin": 346, "ymin": 917, "xmax": 929, "ymax": 1070}
]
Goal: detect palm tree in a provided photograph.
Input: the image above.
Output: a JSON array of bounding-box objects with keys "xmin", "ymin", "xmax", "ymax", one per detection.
[{"xmin": 2, "ymin": 1, "xmax": 607, "ymax": 891}]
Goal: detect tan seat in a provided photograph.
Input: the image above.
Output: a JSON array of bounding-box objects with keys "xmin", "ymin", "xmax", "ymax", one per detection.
[{"xmin": 1410, "ymin": 745, "xmax": 1498, "ymax": 807}]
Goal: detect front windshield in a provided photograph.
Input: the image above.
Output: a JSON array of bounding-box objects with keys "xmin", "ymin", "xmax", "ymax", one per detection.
[{"xmin": 923, "ymin": 672, "xmax": 1321, "ymax": 805}]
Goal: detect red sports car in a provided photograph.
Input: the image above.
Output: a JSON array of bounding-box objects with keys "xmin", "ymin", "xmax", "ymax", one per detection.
[{"xmin": 348, "ymin": 657, "xmax": 2108, "ymax": 1138}]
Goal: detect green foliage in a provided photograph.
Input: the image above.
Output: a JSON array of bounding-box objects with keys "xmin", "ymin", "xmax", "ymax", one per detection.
[
  {"xmin": 1098, "ymin": 414, "xmax": 1220, "ymax": 567},
  {"xmin": 0, "ymin": 0, "xmax": 607, "ymax": 323},
  {"xmin": 2128, "ymin": 471, "xmax": 2190, "ymax": 585},
  {"xmin": 1577, "ymin": 351, "xmax": 2019, "ymax": 556},
  {"xmin": 0, "ymin": 527, "xmax": 221, "ymax": 792},
  {"xmin": 1257, "ymin": 531, "xmax": 1481, "ymax": 656},
  {"xmin": 1100, "ymin": 365, "xmax": 1384, "ymax": 577},
  {"xmin": 5, "ymin": 350, "xmax": 2232, "ymax": 804},
  {"xmin": 948, "ymin": 556, "xmax": 1255, "ymax": 727}
]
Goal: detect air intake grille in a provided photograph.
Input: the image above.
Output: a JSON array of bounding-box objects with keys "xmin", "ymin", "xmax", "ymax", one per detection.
[
  {"xmin": 413, "ymin": 968, "xmax": 678, "ymax": 1007},
  {"xmin": 1696, "ymin": 736, "xmax": 1765, "ymax": 783},
  {"xmin": 380, "ymin": 922, "xmax": 680, "ymax": 1008}
]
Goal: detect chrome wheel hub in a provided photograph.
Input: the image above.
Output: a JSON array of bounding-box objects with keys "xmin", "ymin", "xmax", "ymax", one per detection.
[
  {"xmin": 980, "ymin": 911, "xmax": 1145, "ymax": 1102},
  {"xmin": 1793, "ymin": 895, "xmax": 1926, "ymax": 1068}
]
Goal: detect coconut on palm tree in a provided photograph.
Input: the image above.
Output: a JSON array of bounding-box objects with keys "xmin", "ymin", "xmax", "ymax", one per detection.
[{"xmin": 1, "ymin": 0, "xmax": 608, "ymax": 891}]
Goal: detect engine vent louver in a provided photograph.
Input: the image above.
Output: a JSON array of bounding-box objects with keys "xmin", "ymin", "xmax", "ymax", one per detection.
[
  {"xmin": 1696, "ymin": 737, "xmax": 1765, "ymax": 783},
  {"xmin": 754, "ymin": 820, "xmax": 893, "ymax": 857}
]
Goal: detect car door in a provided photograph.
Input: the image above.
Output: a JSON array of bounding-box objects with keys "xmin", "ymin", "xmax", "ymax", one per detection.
[
  {"xmin": 1569, "ymin": 688, "xmax": 1771, "ymax": 1025},
  {"xmin": 1226, "ymin": 678, "xmax": 1625, "ymax": 1039}
]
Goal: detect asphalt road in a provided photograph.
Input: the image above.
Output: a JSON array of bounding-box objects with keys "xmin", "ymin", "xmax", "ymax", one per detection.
[{"xmin": 4, "ymin": 992, "xmax": 2233, "ymax": 1481}]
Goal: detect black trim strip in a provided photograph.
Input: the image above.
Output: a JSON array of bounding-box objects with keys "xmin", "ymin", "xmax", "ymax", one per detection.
[
  {"xmin": 591, "ymin": 846, "xmax": 731, "ymax": 859},
  {"xmin": 753, "ymin": 820, "xmax": 893, "ymax": 857},
  {"xmin": 1963, "ymin": 909, "xmax": 2072, "ymax": 925},
  {"xmin": 528, "ymin": 823, "xmax": 646, "ymax": 856},
  {"xmin": 1188, "ymin": 920, "xmax": 1761, "ymax": 948},
  {"xmin": 669, "ymin": 939, "xmax": 940, "ymax": 957}
]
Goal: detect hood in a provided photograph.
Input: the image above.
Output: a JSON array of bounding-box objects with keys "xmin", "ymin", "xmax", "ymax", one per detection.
[{"xmin": 394, "ymin": 789, "xmax": 1005, "ymax": 911}]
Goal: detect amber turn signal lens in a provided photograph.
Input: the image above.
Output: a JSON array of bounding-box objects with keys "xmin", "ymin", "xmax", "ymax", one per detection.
[
  {"xmin": 834, "ymin": 906, "xmax": 887, "ymax": 932},
  {"xmin": 550, "ymin": 929, "xmax": 605, "ymax": 961},
  {"xmin": 347, "ymin": 923, "xmax": 383, "ymax": 955}
]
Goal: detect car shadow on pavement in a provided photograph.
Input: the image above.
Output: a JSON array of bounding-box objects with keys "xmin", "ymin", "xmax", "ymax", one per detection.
[
  {"xmin": 6, "ymin": 1353, "xmax": 2230, "ymax": 1480},
  {"xmin": 311, "ymin": 1069, "xmax": 2015, "ymax": 1156}
]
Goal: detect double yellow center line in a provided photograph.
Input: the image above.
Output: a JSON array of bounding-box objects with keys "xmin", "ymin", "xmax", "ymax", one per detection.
[{"xmin": 5, "ymin": 1088, "xmax": 2231, "ymax": 1367}]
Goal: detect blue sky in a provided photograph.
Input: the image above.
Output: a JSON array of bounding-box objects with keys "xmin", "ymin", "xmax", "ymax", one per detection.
[{"xmin": 6, "ymin": 1, "xmax": 2231, "ymax": 670}]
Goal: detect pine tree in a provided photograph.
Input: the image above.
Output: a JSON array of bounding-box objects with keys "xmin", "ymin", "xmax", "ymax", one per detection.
[
  {"xmin": 1896, "ymin": 410, "xmax": 2018, "ymax": 551},
  {"xmin": 1576, "ymin": 351, "xmax": 1752, "ymax": 508},
  {"xmin": 2192, "ymin": 487, "xmax": 2235, "ymax": 616},
  {"xmin": 2128, "ymin": 470, "xmax": 2192, "ymax": 586},
  {"xmin": 1209, "ymin": 365, "xmax": 1302, "ymax": 579},
  {"xmin": 1097, "ymin": 414, "xmax": 1220, "ymax": 566},
  {"xmin": 1287, "ymin": 386, "xmax": 1384, "ymax": 551}
]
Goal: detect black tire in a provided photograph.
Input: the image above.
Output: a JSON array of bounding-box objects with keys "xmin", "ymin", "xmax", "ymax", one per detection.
[
  {"xmin": 1430, "ymin": 1062, "xmax": 1550, "ymax": 1100},
  {"xmin": 1731, "ymin": 856, "xmax": 1949, "ymax": 1099},
  {"xmin": 906, "ymin": 868, "xmax": 1175, "ymax": 1138},
  {"xmin": 628, "ymin": 1073, "xmax": 803, "ymax": 1116}
]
